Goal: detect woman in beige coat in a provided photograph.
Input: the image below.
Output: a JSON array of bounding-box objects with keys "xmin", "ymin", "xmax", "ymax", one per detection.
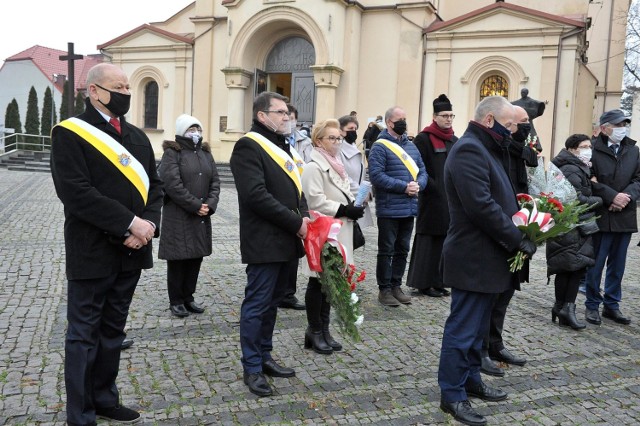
[{"xmin": 301, "ymin": 119, "xmax": 365, "ymax": 354}]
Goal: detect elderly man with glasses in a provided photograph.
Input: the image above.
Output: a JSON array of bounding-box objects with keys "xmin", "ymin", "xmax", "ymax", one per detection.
[
  {"xmin": 368, "ymin": 106, "xmax": 428, "ymax": 307},
  {"xmin": 584, "ymin": 109, "xmax": 640, "ymax": 326}
]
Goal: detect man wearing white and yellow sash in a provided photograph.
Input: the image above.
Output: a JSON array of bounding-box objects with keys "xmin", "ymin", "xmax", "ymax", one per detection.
[
  {"xmin": 368, "ymin": 106, "xmax": 428, "ymax": 308},
  {"xmin": 230, "ymin": 91, "xmax": 310, "ymax": 398},
  {"xmin": 50, "ymin": 63, "xmax": 162, "ymax": 425}
]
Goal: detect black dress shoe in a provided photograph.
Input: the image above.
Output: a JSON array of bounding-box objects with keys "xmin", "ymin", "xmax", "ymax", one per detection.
[
  {"xmin": 465, "ymin": 381, "xmax": 508, "ymax": 402},
  {"xmin": 585, "ymin": 308, "xmax": 601, "ymax": 325},
  {"xmin": 489, "ymin": 347, "xmax": 526, "ymax": 366},
  {"xmin": 419, "ymin": 287, "xmax": 443, "ymax": 297},
  {"xmin": 279, "ymin": 296, "xmax": 306, "ymax": 310},
  {"xmin": 262, "ymin": 359, "xmax": 295, "ymax": 378},
  {"xmin": 436, "ymin": 288, "xmax": 451, "ymax": 296},
  {"xmin": 96, "ymin": 404, "xmax": 141, "ymax": 423},
  {"xmin": 170, "ymin": 304, "xmax": 190, "ymax": 318},
  {"xmin": 243, "ymin": 372, "xmax": 272, "ymax": 397},
  {"xmin": 121, "ymin": 338, "xmax": 134, "ymax": 350},
  {"xmin": 440, "ymin": 400, "xmax": 487, "ymax": 426},
  {"xmin": 602, "ymin": 308, "xmax": 631, "ymax": 325},
  {"xmin": 185, "ymin": 301, "xmax": 205, "ymax": 314},
  {"xmin": 480, "ymin": 356, "xmax": 504, "ymax": 377}
]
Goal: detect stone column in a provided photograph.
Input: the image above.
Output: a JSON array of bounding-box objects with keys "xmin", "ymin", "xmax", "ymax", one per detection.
[
  {"xmin": 310, "ymin": 65, "xmax": 344, "ymax": 120},
  {"xmin": 221, "ymin": 67, "xmax": 253, "ymax": 142}
]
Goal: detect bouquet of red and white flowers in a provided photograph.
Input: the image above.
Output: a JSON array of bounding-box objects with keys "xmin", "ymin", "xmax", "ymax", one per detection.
[
  {"xmin": 304, "ymin": 212, "xmax": 364, "ymax": 342},
  {"xmin": 509, "ymin": 192, "xmax": 593, "ymax": 272}
]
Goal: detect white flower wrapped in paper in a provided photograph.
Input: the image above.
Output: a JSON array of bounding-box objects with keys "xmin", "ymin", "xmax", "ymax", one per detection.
[{"xmin": 527, "ymin": 159, "xmax": 577, "ymax": 203}]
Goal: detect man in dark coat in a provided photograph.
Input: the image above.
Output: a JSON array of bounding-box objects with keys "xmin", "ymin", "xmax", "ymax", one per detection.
[
  {"xmin": 437, "ymin": 96, "xmax": 537, "ymax": 426},
  {"xmin": 584, "ymin": 109, "xmax": 640, "ymax": 326},
  {"xmin": 50, "ymin": 63, "xmax": 163, "ymax": 425},
  {"xmin": 407, "ymin": 94, "xmax": 457, "ymax": 297},
  {"xmin": 481, "ymin": 105, "xmax": 538, "ymax": 376},
  {"xmin": 230, "ymin": 91, "xmax": 310, "ymax": 397}
]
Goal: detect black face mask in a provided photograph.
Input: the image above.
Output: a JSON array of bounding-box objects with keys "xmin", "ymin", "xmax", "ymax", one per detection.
[
  {"xmin": 512, "ymin": 122, "xmax": 532, "ymax": 143},
  {"xmin": 344, "ymin": 130, "xmax": 358, "ymax": 144},
  {"xmin": 491, "ymin": 119, "xmax": 511, "ymax": 139},
  {"xmin": 391, "ymin": 119, "xmax": 407, "ymax": 136},
  {"xmin": 96, "ymin": 84, "xmax": 131, "ymax": 117}
]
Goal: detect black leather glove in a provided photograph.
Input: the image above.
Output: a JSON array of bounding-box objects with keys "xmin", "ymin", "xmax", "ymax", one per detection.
[
  {"xmin": 336, "ymin": 202, "xmax": 365, "ymax": 220},
  {"xmin": 518, "ymin": 237, "xmax": 537, "ymax": 258}
]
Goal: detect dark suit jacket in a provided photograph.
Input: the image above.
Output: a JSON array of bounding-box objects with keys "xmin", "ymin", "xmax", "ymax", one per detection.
[
  {"xmin": 50, "ymin": 99, "xmax": 163, "ymax": 280},
  {"xmin": 230, "ymin": 120, "xmax": 309, "ymax": 264},
  {"xmin": 442, "ymin": 122, "xmax": 522, "ymax": 293}
]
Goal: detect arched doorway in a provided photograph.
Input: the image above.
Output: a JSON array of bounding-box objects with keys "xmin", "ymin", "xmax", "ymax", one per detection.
[{"xmin": 257, "ymin": 37, "xmax": 316, "ymax": 126}]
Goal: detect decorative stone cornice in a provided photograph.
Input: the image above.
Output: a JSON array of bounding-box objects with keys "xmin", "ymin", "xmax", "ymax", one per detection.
[
  {"xmin": 221, "ymin": 67, "xmax": 253, "ymax": 89},
  {"xmin": 309, "ymin": 65, "xmax": 344, "ymax": 88}
]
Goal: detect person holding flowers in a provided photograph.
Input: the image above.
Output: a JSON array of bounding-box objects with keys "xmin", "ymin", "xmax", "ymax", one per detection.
[
  {"xmin": 545, "ymin": 134, "xmax": 602, "ymax": 330},
  {"xmin": 301, "ymin": 119, "xmax": 364, "ymax": 354},
  {"xmin": 437, "ymin": 96, "xmax": 537, "ymax": 426}
]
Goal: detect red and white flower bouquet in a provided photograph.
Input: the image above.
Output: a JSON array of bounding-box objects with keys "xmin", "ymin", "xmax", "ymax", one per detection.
[{"xmin": 304, "ymin": 212, "xmax": 364, "ymax": 342}]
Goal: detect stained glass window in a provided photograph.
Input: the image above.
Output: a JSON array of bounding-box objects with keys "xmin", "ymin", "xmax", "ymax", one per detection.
[
  {"xmin": 144, "ymin": 81, "xmax": 158, "ymax": 129},
  {"xmin": 480, "ymin": 75, "xmax": 509, "ymax": 99}
]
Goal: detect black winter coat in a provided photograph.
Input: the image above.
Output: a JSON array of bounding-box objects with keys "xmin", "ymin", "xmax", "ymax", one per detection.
[
  {"xmin": 230, "ymin": 121, "xmax": 309, "ymax": 264},
  {"xmin": 413, "ymin": 130, "xmax": 457, "ymax": 235},
  {"xmin": 545, "ymin": 149, "xmax": 602, "ymax": 276},
  {"xmin": 442, "ymin": 122, "xmax": 522, "ymax": 294},
  {"xmin": 507, "ymin": 137, "xmax": 539, "ymax": 194},
  {"xmin": 158, "ymin": 137, "xmax": 221, "ymax": 260},
  {"xmin": 590, "ymin": 133, "xmax": 640, "ymax": 233},
  {"xmin": 50, "ymin": 99, "xmax": 163, "ymax": 280}
]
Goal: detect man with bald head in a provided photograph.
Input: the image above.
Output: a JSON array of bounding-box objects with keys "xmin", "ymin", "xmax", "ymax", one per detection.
[
  {"xmin": 480, "ymin": 104, "xmax": 541, "ymax": 377},
  {"xmin": 51, "ymin": 63, "xmax": 163, "ymax": 425},
  {"xmin": 437, "ymin": 96, "xmax": 537, "ymax": 426}
]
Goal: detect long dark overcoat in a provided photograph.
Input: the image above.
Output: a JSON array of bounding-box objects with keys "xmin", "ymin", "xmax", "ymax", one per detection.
[
  {"xmin": 590, "ymin": 133, "xmax": 640, "ymax": 233},
  {"xmin": 158, "ymin": 137, "xmax": 221, "ymax": 260},
  {"xmin": 442, "ymin": 122, "xmax": 522, "ymax": 293},
  {"xmin": 50, "ymin": 99, "xmax": 163, "ymax": 280},
  {"xmin": 230, "ymin": 121, "xmax": 309, "ymax": 264},
  {"xmin": 413, "ymin": 130, "xmax": 457, "ymax": 235}
]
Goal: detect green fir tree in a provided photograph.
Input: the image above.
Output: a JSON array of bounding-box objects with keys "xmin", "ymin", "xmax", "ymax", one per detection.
[
  {"xmin": 74, "ymin": 92, "xmax": 85, "ymax": 115},
  {"xmin": 40, "ymin": 86, "xmax": 55, "ymax": 136},
  {"xmin": 4, "ymin": 98, "xmax": 23, "ymax": 134},
  {"xmin": 25, "ymin": 86, "xmax": 40, "ymax": 135},
  {"xmin": 60, "ymin": 80, "xmax": 70, "ymax": 121}
]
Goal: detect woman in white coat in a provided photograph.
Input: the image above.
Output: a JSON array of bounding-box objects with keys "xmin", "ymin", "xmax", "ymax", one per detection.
[{"xmin": 301, "ymin": 119, "xmax": 365, "ymax": 354}]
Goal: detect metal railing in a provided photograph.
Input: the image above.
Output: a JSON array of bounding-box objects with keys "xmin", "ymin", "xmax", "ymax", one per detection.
[{"xmin": 0, "ymin": 133, "xmax": 51, "ymax": 154}]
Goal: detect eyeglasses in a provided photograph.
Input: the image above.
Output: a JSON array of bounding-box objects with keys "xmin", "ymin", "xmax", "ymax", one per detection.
[
  {"xmin": 322, "ymin": 136, "xmax": 344, "ymax": 143},
  {"xmin": 436, "ymin": 114, "xmax": 455, "ymax": 120},
  {"xmin": 263, "ymin": 110, "xmax": 289, "ymax": 116}
]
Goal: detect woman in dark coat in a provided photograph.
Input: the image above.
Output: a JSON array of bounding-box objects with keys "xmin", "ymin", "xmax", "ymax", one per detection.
[
  {"xmin": 546, "ymin": 134, "xmax": 602, "ymax": 330},
  {"xmin": 159, "ymin": 114, "xmax": 221, "ymax": 317}
]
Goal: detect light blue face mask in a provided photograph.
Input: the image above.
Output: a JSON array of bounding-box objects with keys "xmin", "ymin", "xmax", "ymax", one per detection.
[{"xmin": 609, "ymin": 126, "xmax": 628, "ymax": 143}]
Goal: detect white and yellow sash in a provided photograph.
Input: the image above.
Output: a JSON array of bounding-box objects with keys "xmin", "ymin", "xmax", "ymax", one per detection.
[
  {"xmin": 56, "ymin": 117, "xmax": 150, "ymax": 205},
  {"xmin": 288, "ymin": 145, "xmax": 305, "ymax": 176},
  {"xmin": 375, "ymin": 139, "xmax": 419, "ymax": 180},
  {"xmin": 245, "ymin": 131, "xmax": 302, "ymax": 197}
]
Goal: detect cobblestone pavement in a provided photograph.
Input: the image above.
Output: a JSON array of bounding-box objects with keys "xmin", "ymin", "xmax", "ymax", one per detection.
[{"xmin": 1, "ymin": 168, "xmax": 639, "ymax": 425}]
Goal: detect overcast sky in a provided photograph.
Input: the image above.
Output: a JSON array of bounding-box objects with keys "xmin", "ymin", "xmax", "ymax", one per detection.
[{"xmin": 0, "ymin": 0, "xmax": 193, "ymax": 66}]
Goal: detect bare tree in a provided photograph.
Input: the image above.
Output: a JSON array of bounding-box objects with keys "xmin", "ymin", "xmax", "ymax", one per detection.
[{"xmin": 622, "ymin": 0, "xmax": 640, "ymax": 113}]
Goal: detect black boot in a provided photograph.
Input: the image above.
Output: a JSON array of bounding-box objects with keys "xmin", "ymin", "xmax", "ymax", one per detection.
[
  {"xmin": 558, "ymin": 302, "xmax": 586, "ymax": 330},
  {"xmin": 304, "ymin": 328, "xmax": 333, "ymax": 354},
  {"xmin": 305, "ymin": 278, "xmax": 333, "ymax": 354},
  {"xmin": 320, "ymin": 293, "xmax": 342, "ymax": 351},
  {"xmin": 551, "ymin": 300, "xmax": 563, "ymax": 323}
]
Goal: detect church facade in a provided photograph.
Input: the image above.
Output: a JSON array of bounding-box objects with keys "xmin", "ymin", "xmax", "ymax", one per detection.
[{"xmin": 98, "ymin": 0, "xmax": 630, "ymax": 161}]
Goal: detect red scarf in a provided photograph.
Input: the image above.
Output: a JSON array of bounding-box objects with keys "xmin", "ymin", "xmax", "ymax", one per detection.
[{"xmin": 423, "ymin": 121, "xmax": 454, "ymax": 151}]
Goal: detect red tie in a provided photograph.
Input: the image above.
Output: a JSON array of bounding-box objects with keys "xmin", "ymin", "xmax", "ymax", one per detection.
[{"xmin": 109, "ymin": 117, "xmax": 121, "ymax": 135}]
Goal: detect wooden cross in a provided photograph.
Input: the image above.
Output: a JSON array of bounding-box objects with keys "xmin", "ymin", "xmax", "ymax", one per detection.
[{"xmin": 59, "ymin": 42, "xmax": 83, "ymax": 118}]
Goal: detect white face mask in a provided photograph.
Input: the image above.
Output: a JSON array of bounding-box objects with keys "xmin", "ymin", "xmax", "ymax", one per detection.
[
  {"xmin": 184, "ymin": 130, "xmax": 202, "ymax": 144},
  {"xmin": 609, "ymin": 127, "xmax": 628, "ymax": 143},
  {"xmin": 578, "ymin": 148, "xmax": 592, "ymax": 161}
]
